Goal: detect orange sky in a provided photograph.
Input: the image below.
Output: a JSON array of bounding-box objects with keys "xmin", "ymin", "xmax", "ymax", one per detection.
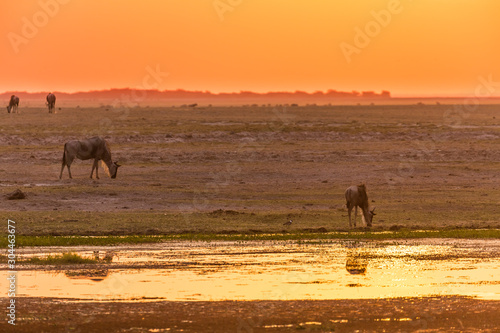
[{"xmin": 2, "ymin": 0, "xmax": 500, "ymax": 96}]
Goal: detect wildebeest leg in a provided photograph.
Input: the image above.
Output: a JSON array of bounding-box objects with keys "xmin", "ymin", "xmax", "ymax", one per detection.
[
  {"xmin": 347, "ymin": 204, "xmax": 352, "ymax": 228},
  {"xmin": 95, "ymin": 159, "xmax": 99, "ymax": 179},
  {"xmin": 361, "ymin": 208, "xmax": 367, "ymax": 227},
  {"xmin": 59, "ymin": 163, "xmax": 65, "ymax": 179},
  {"xmin": 60, "ymin": 154, "xmax": 74, "ymax": 179},
  {"xmin": 353, "ymin": 206, "xmax": 357, "ymax": 227},
  {"xmin": 67, "ymin": 157, "xmax": 74, "ymax": 179},
  {"xmin": 91, "ymin": 159, "xmax": 99, "ymax": 179}
]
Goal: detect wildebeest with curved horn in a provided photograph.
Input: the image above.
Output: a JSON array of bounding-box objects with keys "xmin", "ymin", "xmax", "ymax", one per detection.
[
  {"xmin": 59, "ymin": 137, "xmax": 120, "ymax": 179},
  {"xmin": 46, "ymin": 93, "xmax": 56, "ymax": 113},
  {"xmin": 6, "ymin": 95, "xmax": 19, "ymax": 113},
  {"xmin": 345, "ymin": 184, "xmax": 376, "ymax": 228}
]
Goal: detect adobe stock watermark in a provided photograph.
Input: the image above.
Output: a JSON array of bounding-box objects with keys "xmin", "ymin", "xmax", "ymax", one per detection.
[
  {"xmin": 236, "ymin": 272, "xmax": 309, "ymax": 332},
  {"xmin": 213, "ymin": 0, "xmax": 243, "ymax": 21},
  {"xmin": 7, "ymin": 0, "xmax": 71, "ymax": 54},
  {"xmin": 340, "ymin": 0, "xmax": 411, "ymax": 64},
  {"xmin": 6, "ymin": 219, "xmax": 17, "ymax": 326},
  {"xmin": 110, "ymin": 64, "xmax": 169, "ymax": 115},
  {"xmin": 442, "ymin": 74, "xmax": 500, "ymax": 127},
  {"xmin": 178, "ymin": 105, "xmax": 296, "ymax": 218},
  {"xmin": 83, "ymin": 64, "xmax": 169, "ymax": 137},
  {"xmin": 384, "ymin": 74, "xmax": 500, "ymax": 188},
  {"xmin": 94, "ymin": 274, "xmax": 130, "ymax": 302}
]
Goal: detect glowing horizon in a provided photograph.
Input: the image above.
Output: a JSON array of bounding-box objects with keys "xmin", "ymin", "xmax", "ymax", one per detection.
[
  {"xmin": 3, "ymin": 87, "xmax": 500, "ymax": 100},
  {"xmin": 2, "ymin": 0, "xmax": 500, "ymax": 97}
]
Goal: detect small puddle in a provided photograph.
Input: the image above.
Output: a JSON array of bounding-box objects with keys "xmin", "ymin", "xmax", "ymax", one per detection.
[{"xmin": 2, "ymin": 239, "xmax": 499, "ymax": 301}]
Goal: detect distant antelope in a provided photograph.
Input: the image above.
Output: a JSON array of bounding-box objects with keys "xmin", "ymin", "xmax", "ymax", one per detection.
[
  {"xmin": 46, "ymin": 93, "xmax": 56, "ymax": 113},
  {"xmin": 6, "ymin": 95, "xmax": 19, "ymax": 113},
  {"xmin": 345, "ymin": 184, "xmax": 376, "ymax": 227}
]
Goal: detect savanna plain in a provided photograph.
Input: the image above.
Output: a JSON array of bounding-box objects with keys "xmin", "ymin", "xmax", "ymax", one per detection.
[{"xmin": 1, "ymin": 104, "xmax": 500, "ymax": 332}]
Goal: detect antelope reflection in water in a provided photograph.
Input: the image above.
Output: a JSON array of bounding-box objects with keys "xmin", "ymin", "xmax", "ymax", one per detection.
[
  {"xmin": 346, "ymin": 252, "xmax": 369, "ymax": 275},
  {"xmin": 344, "ymin": 242, "xmax": 371, "ymax": 275},
  {"xmin": 64, "ymin": 251, "xmax": 116, "ymax": 282},
  {"xmin": 65, "ymin": 269, "xmax": 110, "ymax": 282}
]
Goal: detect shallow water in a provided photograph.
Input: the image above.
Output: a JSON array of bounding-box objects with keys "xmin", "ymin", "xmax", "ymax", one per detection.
[{"xmin": 3, "ymin": 239, "xmax": 500, "ymax": 301}]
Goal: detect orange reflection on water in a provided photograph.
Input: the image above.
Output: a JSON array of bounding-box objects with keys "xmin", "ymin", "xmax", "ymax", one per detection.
[{"xmin": 2, "ymin": 239, "xmax": 499, "ymax": 301}]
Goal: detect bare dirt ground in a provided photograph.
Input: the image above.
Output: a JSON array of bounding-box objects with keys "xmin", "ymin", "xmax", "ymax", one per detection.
[
  {"xmin": 0, "ymin": 104, "xmax": 499, "ymax": 234},
  {"xmin": 4, "ymin": 297, "xmax": 500, "ymax": 332}
]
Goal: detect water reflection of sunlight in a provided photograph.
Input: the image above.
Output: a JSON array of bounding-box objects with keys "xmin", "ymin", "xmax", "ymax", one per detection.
[{"xmin": 2, "ymin": 239, "xmax": 499, "ymax": 302}]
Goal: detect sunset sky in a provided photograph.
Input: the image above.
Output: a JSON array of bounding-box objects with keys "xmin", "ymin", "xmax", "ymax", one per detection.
[{"xmin": 2, "ymin": 0, "xmax": 500, "ymax": 97}]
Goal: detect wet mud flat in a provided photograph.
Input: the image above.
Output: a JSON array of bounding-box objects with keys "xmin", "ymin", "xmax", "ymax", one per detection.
[{"xmin": 6, "ymin": 296, "xmax": 500, "ymax": 332}]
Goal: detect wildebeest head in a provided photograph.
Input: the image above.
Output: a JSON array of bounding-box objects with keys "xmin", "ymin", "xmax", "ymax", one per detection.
[
  {"xmin": 110, "ymin": 162, "xmax": 121, "ymax": 179},
  {"xmin": 365, "ymin": 207, "xmax": 376, "ymax": 227}
]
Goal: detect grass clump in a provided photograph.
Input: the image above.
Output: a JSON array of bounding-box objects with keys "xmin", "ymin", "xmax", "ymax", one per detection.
[{"xmin": 24, "ymin": 252, "xmax": 98, "ymax": 265}]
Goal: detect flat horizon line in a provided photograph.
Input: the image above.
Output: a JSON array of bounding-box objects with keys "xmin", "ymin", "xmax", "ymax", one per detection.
[{"xmin": 1, "ymin": 88, "xmax": 499, "ymax": 99}]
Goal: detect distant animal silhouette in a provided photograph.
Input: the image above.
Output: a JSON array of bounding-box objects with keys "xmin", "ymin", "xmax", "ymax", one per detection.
[
  {"xmin": 345, "ymin": 184, "xmax": 376, "ymax": 227},
  {"xmin": 93, "ymin": 250, "xmax": 115, "ymax": 262},
  {"xmin": 283, "ymin": 219, "xmax": 292, "ymax": 226},
  {"xmin": 6, "ymin": 95, "xmax": 19, "ymax": 113},
  {"xmin": 59, "ymin": 136, "xmax": 120, "ymax": 179},
  {"xmin": 46, "ymin": 93, "xmax": 56, "ymax": 113}
]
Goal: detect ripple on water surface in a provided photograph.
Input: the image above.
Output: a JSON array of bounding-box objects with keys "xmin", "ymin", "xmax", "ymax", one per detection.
[{"xmin": 3, "ymin": 239, "xmax": 500, "ymax": 301}]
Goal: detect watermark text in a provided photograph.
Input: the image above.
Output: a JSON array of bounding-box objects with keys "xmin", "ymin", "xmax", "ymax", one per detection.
[{"xmin": 7, "ymin": 219, "xmax": 17, "ymax": 325}]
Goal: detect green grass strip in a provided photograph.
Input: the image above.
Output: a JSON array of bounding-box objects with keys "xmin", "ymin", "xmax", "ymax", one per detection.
[{"xmin": 1, "ymin": 229, "xmax": 498, "ymax": 247}]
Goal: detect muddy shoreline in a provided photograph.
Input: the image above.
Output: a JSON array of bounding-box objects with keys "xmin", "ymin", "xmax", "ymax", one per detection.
[{"xmin": 4, "ymin": 296, "xmax": 499, "ymax": 332}]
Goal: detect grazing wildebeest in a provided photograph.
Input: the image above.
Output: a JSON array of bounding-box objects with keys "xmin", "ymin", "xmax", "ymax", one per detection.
[
  {"xmin": 6, "ymin": 95, "xmax": 19, "ymax": 113},
  {"xmin": 345, "ymin": 184, "xmax": 376, "ymax": 228},
  {"xmin": 46, "ymin": 93, "xmax": 56, "ymax": 113},
  {"xmin": 59, "ymin": 137, "xmax": 120, "ymax": 179}
]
